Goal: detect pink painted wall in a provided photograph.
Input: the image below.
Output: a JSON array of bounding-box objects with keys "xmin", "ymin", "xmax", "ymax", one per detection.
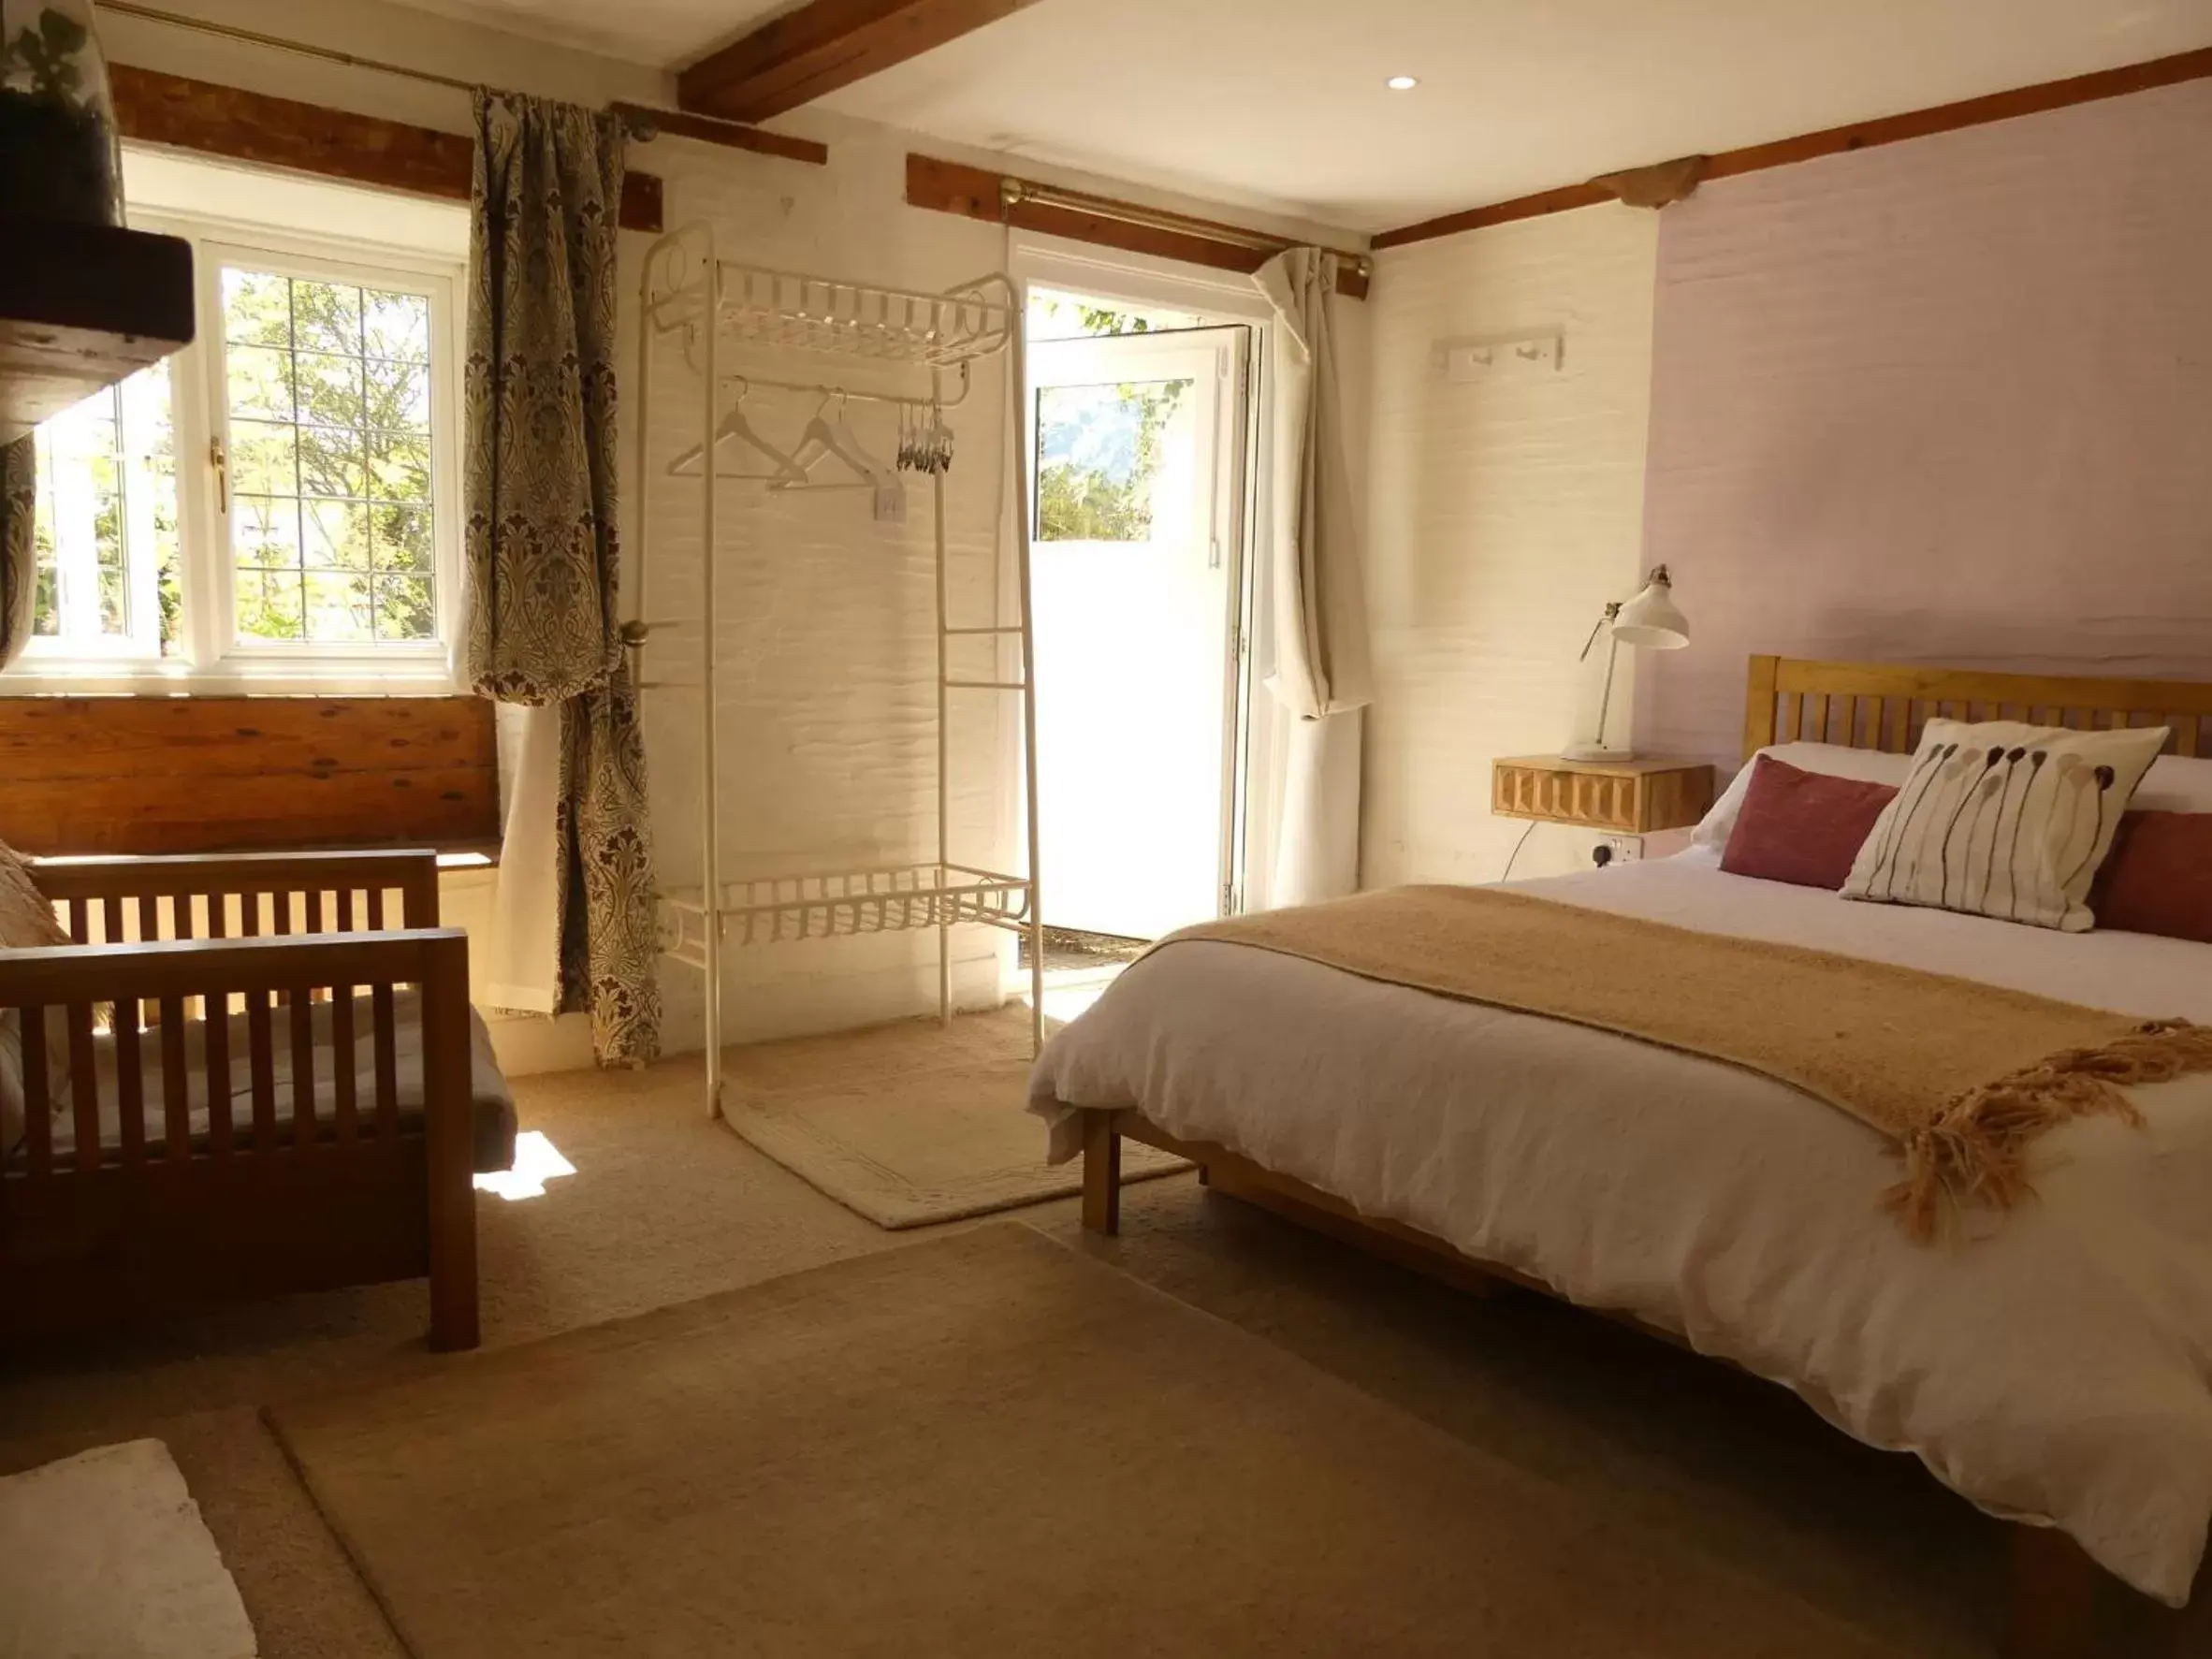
[{"xmin": 1637, "ymin": 80, "xmax": 2212, "ymax": 767}]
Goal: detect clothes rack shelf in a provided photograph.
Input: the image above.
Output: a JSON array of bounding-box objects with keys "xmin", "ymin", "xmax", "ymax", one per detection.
[{"xmin": 633, "ymin": 223, "xmax": 1043, "ymax": 1117}]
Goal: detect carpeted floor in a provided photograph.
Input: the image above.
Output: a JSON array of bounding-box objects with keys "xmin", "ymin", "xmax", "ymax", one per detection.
[
  {"xmin": 1, "ymin": 1045, "xmax": 2204, "ymax": 1657},
  {"xmin": 721, "ymin": 1007, "xmax": 1186, "ymax": 1227},
  {"xmin": 269, "ymin": 1225, "xmax": 1896, "ymax": 1659}
]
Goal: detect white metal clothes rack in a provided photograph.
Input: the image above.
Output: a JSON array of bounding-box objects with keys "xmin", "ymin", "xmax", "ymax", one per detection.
[{"xmin": 631, "ymin": 224, "xmax": 1045, "ymax": 1118}]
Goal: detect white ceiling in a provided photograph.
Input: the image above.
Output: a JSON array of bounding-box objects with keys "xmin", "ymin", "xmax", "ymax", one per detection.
[
  {"xmin": 386, "ymin": 0, "xmax": 788, "ymax": 65},
  {"xmin": 400, "ymin": 0, "xmax": 2212, "ymax": 234}
]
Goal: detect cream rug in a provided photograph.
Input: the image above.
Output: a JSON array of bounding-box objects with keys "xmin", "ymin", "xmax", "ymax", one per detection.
[
  {"xmin": 720, "ymin": 1006, "xmax": 1185, "ymax": 1228},
  {"xmin": 269, "ymin": 1224, "xmax": 1895, "ymax": 1659},
  {"xmin": 0, "ymin": 1439, "xmax": 258, "ymax": 1658}
]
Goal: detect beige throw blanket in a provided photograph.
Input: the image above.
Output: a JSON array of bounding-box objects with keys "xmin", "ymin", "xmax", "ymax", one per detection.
[{"xmin": 1164, "ymin": 887, "xmax": 2212, "ymax": 1238}]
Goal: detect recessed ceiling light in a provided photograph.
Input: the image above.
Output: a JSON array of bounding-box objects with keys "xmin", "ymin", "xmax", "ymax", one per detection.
[{"xmin": 1386, "ymin": 75, "xmax": 1419, "ymax": 91}]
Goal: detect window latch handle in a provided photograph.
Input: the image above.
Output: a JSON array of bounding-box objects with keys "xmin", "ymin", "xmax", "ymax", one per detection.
[{"xmin": 209, "ymin": 436, "xmax": 227, "ymax": 514}]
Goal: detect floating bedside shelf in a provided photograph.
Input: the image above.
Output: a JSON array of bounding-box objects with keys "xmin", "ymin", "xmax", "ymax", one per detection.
[{"xmin": 1492, "ymin": 754, "xmax": 1716, "ymax": 835}]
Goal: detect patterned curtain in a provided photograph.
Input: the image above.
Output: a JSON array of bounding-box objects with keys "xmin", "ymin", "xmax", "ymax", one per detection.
[
  {"xmin": 1, "ymin": 437, "xmax": 36, "ymax": 668},
  {"xmin": 465, "ymin": 90, "xmax": 661, "ymax": 1064}
]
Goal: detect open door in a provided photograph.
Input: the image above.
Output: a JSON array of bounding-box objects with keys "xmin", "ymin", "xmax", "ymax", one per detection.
[{"xmin": 1027, "ymin": 325, "xmax": 1253, "ymax": 941}]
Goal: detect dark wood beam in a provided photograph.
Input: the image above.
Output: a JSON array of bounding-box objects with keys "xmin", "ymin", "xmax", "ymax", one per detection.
[
  {"xmin": 907, "ymin": 154, "xmax": 1372, "ymax": 301},
  {"xmin": 680, "ymin": 0, "xmax": 1042, "ymax": 123},
  {"xmin": 110, "ymin": 65, "xmax": 666, "ymax": 234},
  {"xmin": 1374, "ymin": 42, "xmax": 2212, "ymax": 251}
]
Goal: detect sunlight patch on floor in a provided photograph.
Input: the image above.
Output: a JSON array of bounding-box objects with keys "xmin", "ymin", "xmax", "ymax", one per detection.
[{"xmin": 474, "ymin": 1130, "xmax": 577, "ymax": 1201}]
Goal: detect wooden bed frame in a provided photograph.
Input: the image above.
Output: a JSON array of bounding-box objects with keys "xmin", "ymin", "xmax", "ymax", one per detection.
[
  {"xmin": 1, "ymin": 850, "xmax": 483, "ymax": 1351},
  {"xmin": 1077, "ymin": 657, "xmax": 2212, "ymax": 1659}
]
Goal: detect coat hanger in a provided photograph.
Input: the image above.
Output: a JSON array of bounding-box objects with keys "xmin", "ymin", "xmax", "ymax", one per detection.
[
  {"xmin": 668, "ymin": 378, "xmax": 807, "ymax": 482},
  {"xmin": 776, "ymin": 392, "xmax": 892, "ymax": 491},
  {"xmin": 830, "ymin": 397, "xmax": 891, "ymax": 481}
]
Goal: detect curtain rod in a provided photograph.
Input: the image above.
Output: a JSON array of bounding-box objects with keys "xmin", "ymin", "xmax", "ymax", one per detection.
[
  {"xmin": 93, "ymin": 0, "xmax": 768, "ymax": 146},
  {"xmin": 998, "ymin": 178, "xmax": 1373, "ymax": 277}
]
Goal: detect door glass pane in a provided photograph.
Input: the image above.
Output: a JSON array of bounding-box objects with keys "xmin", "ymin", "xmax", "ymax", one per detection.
[
  {"xmin": 1027, "ymin": 326, "xmax": 1246, "ymax": 946},
  {"xmin": 222, "ymin": 265, "xmax": 438, "ymax": 648},
  {"xmin": 1035, "ymin": 378, "xmax": 1191, "ymax": 543},
  {"xmin": 1026, "ymin": 288, "xmax": 1202, "ymax": 341}
]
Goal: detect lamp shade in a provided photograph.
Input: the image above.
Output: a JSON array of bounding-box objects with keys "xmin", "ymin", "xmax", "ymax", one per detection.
[{"xmin": 1612, "ymin": 568, "xmax": 1689, "ymax": 649}]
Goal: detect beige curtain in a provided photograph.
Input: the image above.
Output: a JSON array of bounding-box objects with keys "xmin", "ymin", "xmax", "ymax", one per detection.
[
  {"xmin": 1255, "ymin": 248, "xmax": 1372, "ymax": 907},
  {"xmin": 465, "ymin": 89, "xmax": 660, "ymax": 1065},
  {"xmin": 0, "ymin": 438, "xmax": 36, "ymax": 668}
]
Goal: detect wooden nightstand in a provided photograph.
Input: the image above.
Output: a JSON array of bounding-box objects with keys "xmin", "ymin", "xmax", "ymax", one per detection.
[{"xmin": 1492, "ymin": 755, "xmax": 1716, "ymax": 835}]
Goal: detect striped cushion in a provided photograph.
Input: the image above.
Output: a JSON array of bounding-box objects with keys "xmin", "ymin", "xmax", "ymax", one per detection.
[{"xmin": 1841, "ymin": 720, "xmax": 2168, "ymax": 932}]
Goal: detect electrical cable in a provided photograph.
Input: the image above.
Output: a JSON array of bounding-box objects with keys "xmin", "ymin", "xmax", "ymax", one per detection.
[{"xmin": 1500, "ymin": 820, "xmax": 1538, "ymax": 882}]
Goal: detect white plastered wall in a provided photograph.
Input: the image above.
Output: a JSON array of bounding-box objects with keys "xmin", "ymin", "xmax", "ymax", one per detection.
[
  {"xmin": 104, "ymin": 0, "xmax": 1369, "ymax": 1070},
  {"xmin": 1360, "ymin": 205, "xmax": 1662, "ymax": 886}
]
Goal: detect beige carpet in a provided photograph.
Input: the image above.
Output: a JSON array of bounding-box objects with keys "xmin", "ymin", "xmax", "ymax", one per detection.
[
  {"xmin": 269, "ymin": 1224, "xmax": 1893, "ymax": 1659},
  {"xmin": 8, "ymin": 1051, "xmax": 2205, "ymax": 1657},
  {"xmin": 722, "ymin": 1007, "xmax": 1185, "ymax": 1227}
]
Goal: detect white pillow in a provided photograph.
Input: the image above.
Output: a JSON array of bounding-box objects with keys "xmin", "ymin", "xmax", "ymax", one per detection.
[
  {"xmin": 2137, "ymin": 752, "xmax": 2212, "ymax": 814},
  {"xmin": 1841, "ymin": 720, "xmax": 2168, "ymax": 932},
  {"xmin": 1691, "ymin": 743, "xmax": 1917, "ymax": 851}
]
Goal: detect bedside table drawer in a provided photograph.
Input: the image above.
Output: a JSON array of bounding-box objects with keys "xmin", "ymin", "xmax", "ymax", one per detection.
[{"xmin": 1492, "ymin": 757, "xmax": 1715, "ymax": 835}]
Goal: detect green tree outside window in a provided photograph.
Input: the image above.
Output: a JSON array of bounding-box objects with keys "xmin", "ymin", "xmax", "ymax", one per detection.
[
  {"xmin": 223, "ymin": 267, "xmax": 435, "ymax": 645},
  {"xmin": 1027, "ymin": 290, "xmax": 1196, "ymax": 545}
]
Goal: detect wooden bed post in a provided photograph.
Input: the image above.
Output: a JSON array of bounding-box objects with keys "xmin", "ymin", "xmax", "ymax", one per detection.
[
  {"xmin": 396, "ymin": 851, "xmax": 443, "ymax": 929},
  {"xmin": 1742, "ymin": 654, "xmax": 1783, "ymax": 756},
  {"xmin": 1081, "ymin": 1111, "xmax": 1122, "ymax": 1236},
  {"xmin": 2005, "ymin": 1525, "xmax": 2098, "ymax": 1659},
  {"xmin": 419, "ymin": 932, "xmax": 481, "ymax": 1352}
]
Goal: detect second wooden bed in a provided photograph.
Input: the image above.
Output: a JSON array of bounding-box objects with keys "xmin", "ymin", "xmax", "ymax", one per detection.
[{"xmin": 2, "ymin": 850, "xmax": 511, "ymax": 1349}]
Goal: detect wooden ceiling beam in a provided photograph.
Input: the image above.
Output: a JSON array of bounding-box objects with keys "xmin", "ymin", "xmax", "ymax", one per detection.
[
  {"xmin": 907, "ymin": 154, "xmax": 1373, "ymax": 300},
  {"xmin": 1375, "ymin": 42, "xmax": 2212, "ymax": 252},
  {"xmin": 112, "ymin": 65, "xmax": 667, "ymax": 233},
  {"xmin": 680, "ymin": 0, "xmax": 1042, "ymax": 123}
]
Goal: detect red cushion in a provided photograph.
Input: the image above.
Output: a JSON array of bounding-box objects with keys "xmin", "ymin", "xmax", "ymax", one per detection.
[
  {"xmin": 2091, "ymin": 811, "xmax": 2212, "ymax": 944},
  {"xmin": 1721, "ymin": 754, "xmax": 1899, "ymax": 891}
]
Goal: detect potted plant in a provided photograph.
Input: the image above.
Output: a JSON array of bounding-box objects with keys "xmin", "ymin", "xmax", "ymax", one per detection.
[{"xmin": 0, "ymin": 0, "xmax": 121, "ymax": 224}]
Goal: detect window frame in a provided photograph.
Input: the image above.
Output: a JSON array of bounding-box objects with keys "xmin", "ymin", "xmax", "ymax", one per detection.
[{"xmin": 9, "ymin": 211, "xmax": 467, "ymax": 695}]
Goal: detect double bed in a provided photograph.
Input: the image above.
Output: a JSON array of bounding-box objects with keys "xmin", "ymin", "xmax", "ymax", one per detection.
[{"xmin": 1030, "ymin": 658, "xmax": 2212, "ymax": 1657}]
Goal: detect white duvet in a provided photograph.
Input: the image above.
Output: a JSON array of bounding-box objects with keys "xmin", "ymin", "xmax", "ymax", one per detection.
[{"xmin": 1028, "ymin": 850, "xmax": 2212, "ymax": 1604}]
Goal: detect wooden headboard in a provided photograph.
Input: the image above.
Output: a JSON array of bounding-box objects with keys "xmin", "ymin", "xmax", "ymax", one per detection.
[{"xmin": 1743, "ymin": 657, "xmax": 2212, "ymax": 762}]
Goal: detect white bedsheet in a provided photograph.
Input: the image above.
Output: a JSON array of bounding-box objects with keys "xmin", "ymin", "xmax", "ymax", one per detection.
[{"xmin": 1028, "ymin": 851, "xmax": 2212, "ymax": 1604}]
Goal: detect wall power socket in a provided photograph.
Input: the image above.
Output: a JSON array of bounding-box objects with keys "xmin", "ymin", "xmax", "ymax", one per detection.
[{"xmin": 1594, "ymin": 836, "xmax": 1644, "ymax": 867}]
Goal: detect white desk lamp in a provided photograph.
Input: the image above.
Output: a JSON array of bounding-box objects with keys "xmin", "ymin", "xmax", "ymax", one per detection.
[{"xmin": 1562, "ymin": 565, "xmax": 1689, "ymax": 763}]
